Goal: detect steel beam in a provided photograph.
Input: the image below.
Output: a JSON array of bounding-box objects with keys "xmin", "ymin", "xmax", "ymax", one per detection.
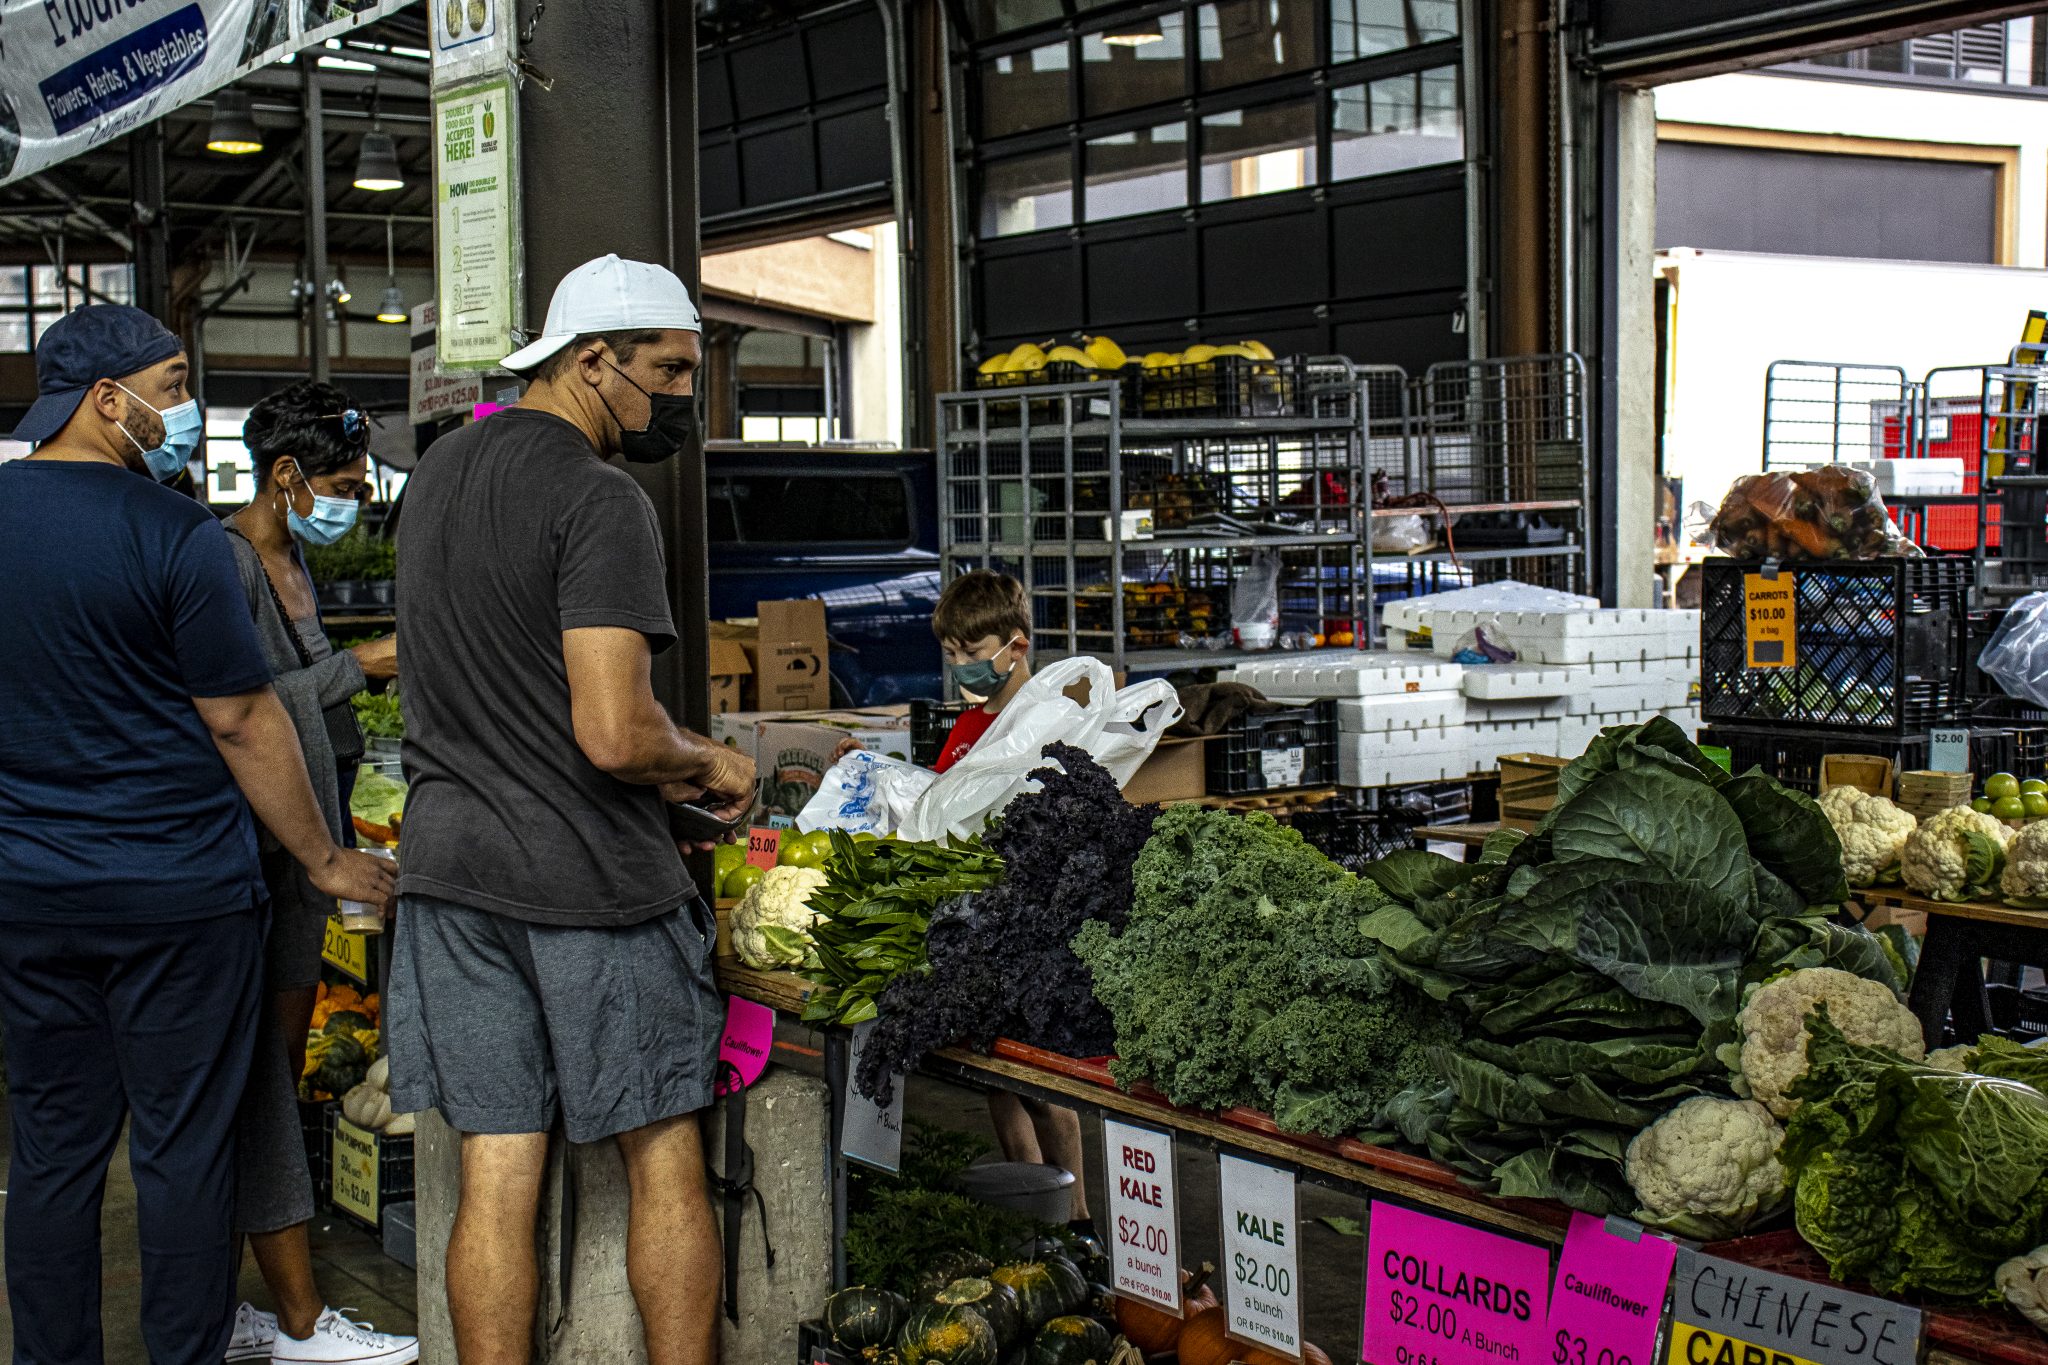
[
  {"xmin": 302, "ymin": 64, "xmax": 331, "ymax": 383},
  {"xmin": 128, "ymin": 124, "xmax": 171, "ymax": 320}
]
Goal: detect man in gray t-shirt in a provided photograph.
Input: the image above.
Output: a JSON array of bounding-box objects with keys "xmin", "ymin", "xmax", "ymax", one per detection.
[{"xmin": 389, "ymin": 255, "xmax": 753, "ymax": 1365}]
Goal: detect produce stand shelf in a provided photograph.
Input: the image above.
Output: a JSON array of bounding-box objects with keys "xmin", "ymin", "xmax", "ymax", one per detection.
[{"xmin": 714, "ymin": 963, "xmax": 2048, "ymax": 1365}]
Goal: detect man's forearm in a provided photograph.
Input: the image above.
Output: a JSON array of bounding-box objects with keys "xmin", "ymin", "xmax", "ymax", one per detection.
[
  {"xmin": 208, "ymin": 690, "xmax": 339, "ymax": 871},
  {"xmin": 606, "ymin": 712, "xmax": 738, "ymax": 790}
]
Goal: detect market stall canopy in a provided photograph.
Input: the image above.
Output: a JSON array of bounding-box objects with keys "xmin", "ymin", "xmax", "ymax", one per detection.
[{"xmin": 0, "ymin": 0, "xmax": 420, "ymax": 189}]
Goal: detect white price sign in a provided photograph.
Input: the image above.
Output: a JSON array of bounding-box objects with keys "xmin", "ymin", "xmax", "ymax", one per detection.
[
  {"xmin": 1105, "ymin": 1119, "xmax": 1180, "ymax": 1311},
  {"xmin": 839, "ymin": 1021, "xmax": 903, "ymax": 1172},
  {"xmin": 1219, "ymin": 1154, "xmax": 1302, "ymax": 1357}
]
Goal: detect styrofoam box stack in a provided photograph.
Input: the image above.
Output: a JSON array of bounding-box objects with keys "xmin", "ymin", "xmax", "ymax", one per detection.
[
  {"xmin": 1429, "ymin": 608, "xmax": 1699, "ymax": 667},
  {"xmin": 1222, "ymin": 651, "xmax": 1463, "ymax": 700}
]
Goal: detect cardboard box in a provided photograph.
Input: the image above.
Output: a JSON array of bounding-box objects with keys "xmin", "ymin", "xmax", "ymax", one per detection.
[
  {"xmin": 707, "ymin": 602, "xmax": 830, "ymax": 713},
  {"xmin": 707, "ymin": 637, "xmax": 752, "ymax": 716},
  {"xmin": 1123, "ymin": 737, "xmax": 1209, "ymax": 805},
  {"xmin": 712, "ymin": 709, "xmax": 916, "ymax": 820}
]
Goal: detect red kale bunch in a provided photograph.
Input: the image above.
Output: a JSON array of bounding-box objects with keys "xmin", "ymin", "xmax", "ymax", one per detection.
[{"xmin": 855, "ymin": 743, "xmax": 1161, "ymax": 1102}]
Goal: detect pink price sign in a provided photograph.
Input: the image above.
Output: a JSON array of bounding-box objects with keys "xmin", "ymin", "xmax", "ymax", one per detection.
[
  {"xmin": 1362, "ymin": 1202, "xmax": 1551, "ymax": 1365},
  {"xmin": 716, "ymin": 996, "xmax": 775, "ymax": 1095},
  {"xmin": 1546, "ymin": 1215, "xmax": 1675, "ymax": 1365}
]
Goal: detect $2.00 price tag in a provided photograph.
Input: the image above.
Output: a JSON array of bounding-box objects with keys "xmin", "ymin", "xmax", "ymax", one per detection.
[
  {"xmin": 1547, "ymin": 1214, "xmax": 1677, "ymax": 1365},
  {"xmin": 1105, "ymin": 1118, "xmax": 1180, "ymax": 1311},
  {"xmin": 1363, "ymin": 1202, "xmax": 1551, "ymax": 1365},
  {"xmin": 745, "ymin": 827, "xmax": 781, "ymax": 871},
  {"xmin": 1219, "ymin": 1154, "xmax": 1302, "ymax": 1356}
]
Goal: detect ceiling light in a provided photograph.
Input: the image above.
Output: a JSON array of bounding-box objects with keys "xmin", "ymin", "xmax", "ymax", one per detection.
[
  {"xmin": 205, "ymin": 90, "xmax": 264, "ymax": 155},
  {"xmin": 376, "ymin": 284, "xmax": 408, "ymax": 324},
  {"xmin": 353, "ymin": 130, "xmax": 405, "ymax": 192},
  {"xmin": 1102, "ymin": 14, "xmax": 1164, "ymax": 46},
  {"xmin": 326, "ymin": 279, "xmax": 352, "ymax": 306}
]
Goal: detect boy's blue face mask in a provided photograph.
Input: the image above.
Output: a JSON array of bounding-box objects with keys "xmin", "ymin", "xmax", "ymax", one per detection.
[{"xmin": 949, "ymin": 637, "xmax": 1023, "ymax": 695}]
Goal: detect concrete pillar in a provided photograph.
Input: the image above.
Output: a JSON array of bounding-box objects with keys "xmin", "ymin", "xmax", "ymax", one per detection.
[
  {"xmin": 411, "ymin": 1068, "xmax": 833, "ymax": 1365},
  {"xmin": 1608, "ymin": 86, "xmax": 1658, "ymax": 610}
]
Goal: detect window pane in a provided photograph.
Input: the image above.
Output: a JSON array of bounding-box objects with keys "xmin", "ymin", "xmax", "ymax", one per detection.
[
  {"xmin": 1200, "ymin": 99, "xmax": 1317, "ymax": 201},
  {"xmin": 1331, "ymin": 66, "xmax": 1463, "ymax": 180},
  {"xmin": 91, "ymin": 263, "xmax": 135, "ymax": 303},
  {"xmin": 982, "ymin": 41, "xmax": 1071, "ymax": 138},
  {"xmin": 31, "ymin": 266, "xmax": 67, "ymax": 309},
  {"xmin": 0, "ymin": 316, "xmax": 28, "ymax": 354},
  {"xmin": 1331, "ymin": 0, "xmax": 1458, "ymax": 62},
  {"xmin": 740, "ymin": 416, "xmax": 783, "ymax": 443},
  {"xmin": 1085, "ymin": 121, "xmax": 1188, "ymax": 221},
  {"xmin": 981, "ymin": 148, "xmax": 1075, "ymax": 236},
  {"xmin": 1197, "ymin": 0, "xmax": 1315, "ymax": 91},
  {"xmin": 1080, "ymin": 11, "xmax": 1187, "ymax": 117},
  {"xmin": 713, "ymin": 473, "xmax": 912, "ymax": 544},
  {"xmin": 0, "ymin": 267, "xmax": 27, "ymax": 308},
  {"xmin": 972, "ymin": 0, "xmax": 1062, "ymax": 35}
]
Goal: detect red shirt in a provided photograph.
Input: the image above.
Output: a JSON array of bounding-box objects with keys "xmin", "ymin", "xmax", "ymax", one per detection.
[{"xmin": 934, "ymin": 707, "xmax": 998, "ymax": 773}]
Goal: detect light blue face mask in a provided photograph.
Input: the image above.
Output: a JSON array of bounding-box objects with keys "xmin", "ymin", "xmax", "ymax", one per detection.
[
  {"xmin": 115, "ymin": 383, "xmax": 202, "ymax": 482},
  {"xmin": 282, "ymin": 461, "xmax": 361, "ymax": 546}
]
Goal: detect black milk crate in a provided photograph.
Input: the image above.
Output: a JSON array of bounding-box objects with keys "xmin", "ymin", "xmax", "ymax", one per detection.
[
  {"xmin": 322, "ymin": 1107, "xmax": 416, "ymax": 1232},
  {"xmin": 1699, "ymin": 724, "xmax": 2021, "ymax": 795},
  {"xmin": 1207, "ymin": 700, "xmax": 1338, "ymax": 795},
  {"xmin": 1699, "ymin": 557, "xmax": 1973, "ymax": 734},
  {"xmin": 1126, "ymin": 354, "xmax": 1315, "ymax": 419},
  {"xmin": 1287, "ymin": 783, "xmax": 1472, "ymax": 870},
  {"xmin": 909, "ymin": 698, "xmax": 973, "ymax": 768},
  {"xmin": 797, "ymin": 1321, "xmax": 859, "ymax": 1365}
]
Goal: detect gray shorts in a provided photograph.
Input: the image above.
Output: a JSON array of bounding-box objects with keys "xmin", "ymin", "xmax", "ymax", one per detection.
[{"xmin": 386, "ymin": 894, "xmax": 723, "ymax": 1144}]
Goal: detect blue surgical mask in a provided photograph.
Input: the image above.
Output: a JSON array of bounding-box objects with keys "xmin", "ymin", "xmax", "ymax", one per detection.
[
  {"xmin": 283, "ymin": 461, "xmax": 361, "ymax": 546},
  {"xmin": 949, "ymin": 638, "xmax": 1022, "ymax": 695},
  {"xmin": 115, "ymin": 383, "xmax": 202, "ymax": 482}
]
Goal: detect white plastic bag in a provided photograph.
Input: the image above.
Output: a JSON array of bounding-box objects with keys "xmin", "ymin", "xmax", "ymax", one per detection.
[
  {"xmin": 1980, "ymin": 593, "xmax": 2048, "ymax": 711},
  {"xmin": 1231, "ymin": 552, "xmax": 1282, "ymax": 649},
  {"xmin": 897, "ymin": 657, "xmax": 1183, "ymax": 843},
  {"xmin": 795, "ymin": 750, "xmax": 936, "ymax": 836}
]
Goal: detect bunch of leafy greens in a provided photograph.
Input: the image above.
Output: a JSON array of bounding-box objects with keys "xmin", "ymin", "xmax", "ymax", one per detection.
[
  {"xmin": 846, "ymin": 1122, "xmax": 1060, "ymax": 1297},
  {"xmin": 854, "ymin": 745, "xmax": 1159, "ymax": 1103},
  {"xmin": 800, "ymin": 832, "xmax": 1005, "ymax": 1027},
  {"xmin": 1356, "ymin": 717, "xmax": 1899, "ymax": 1216},
  {"xmin": 1072, "ymin": 806, "xmax": 1459, "ymax": 1141},
  {"xmin": 1781, "ymin": 1013, "xmax": 2048, "ymax": 1302},
  {"xmin": 350, "ymin": 689, "xmax": 404, "ymax": 739}
]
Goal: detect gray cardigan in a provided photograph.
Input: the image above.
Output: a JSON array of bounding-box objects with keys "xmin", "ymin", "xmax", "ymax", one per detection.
[{"xmin": 227, "ymin": 532, "xmax": 366, "ymax": 863}]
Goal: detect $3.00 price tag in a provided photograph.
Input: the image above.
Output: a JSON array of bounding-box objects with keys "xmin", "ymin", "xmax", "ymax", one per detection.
[
  {"xmin": 746, "ymin": 827, "xmax": 781, "ymax": 871},
  {"xmin": 1219, "ymin": 1154, "xmax": 1302, "ymax": 1356},
  {"xmin": 1546, "ymin": 1215, "xmax": 1677, "ymax": 1365},
  {"xmin": 1105, "ymin": 1119, "xmax": 1180, "ymax": 1312},
  {"xmin": 1363, "ymin": 1202, "xmax": 1551, "ymax": 1365}
]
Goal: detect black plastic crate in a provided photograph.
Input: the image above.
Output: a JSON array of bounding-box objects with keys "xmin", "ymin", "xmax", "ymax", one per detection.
[
  {"xmin": 1699, "ymin": 557, "xmax": 1973, "ymax": 734},
  {"xmin": 322, "ymin": 1107, "xmax": 415, "ymax": 1231},
  {"xmin": 1207, "ymin": 700, "xmax": 1338, "ymax": 795},
  {"xmin": 1126, "ymin": 354, "xmax": 1314, "ymax": 419},
  {"xmin": 1699, "ymin": 723, "xmax": 2024, "ymax": 794},
  {"xmin": 797, "ymin": 1320, "xmax": 858, "ymax": 1365},
  {"xmin": 1289, "ymin": 804, "xmax": 1419, "ymax": 870},
  {"xmin": 909, "ymin": 698, "xmax": 973, "ymax": 768}
]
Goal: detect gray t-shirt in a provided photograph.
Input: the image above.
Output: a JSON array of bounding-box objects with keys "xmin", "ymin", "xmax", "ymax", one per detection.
[{"xmin": 395, "ymin": 408, "xmax": 692, "ymax": 926}]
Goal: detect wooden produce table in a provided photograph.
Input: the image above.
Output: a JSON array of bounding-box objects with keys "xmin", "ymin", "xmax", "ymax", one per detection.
[
  {"xmin": 1852, "ymin": 886, "xmax": 2048, "ymax": 1043},
  {"xmin": 1412, "ymin": 820, "xmax": 1500, "ymax": 860},
  {"xmin": 714, "ymin": 962, "xmax": 2048, "ymax": 1365}
]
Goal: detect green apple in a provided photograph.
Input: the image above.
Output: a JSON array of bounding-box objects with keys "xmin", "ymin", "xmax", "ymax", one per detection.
[
  {"xmin": 1974, "ymin": 797, "xmax": 1994, "ymax": 814},
  {"xmin": 2024, "ymin": 793, "xmax": 2048, "ymax": 819},
  {"xmin": 1993, "ymin": 795, "xmax": 2028, "ymax": 821},
  {"xmin": 1986, "ymin": 772, "xmax": 2023, "ymax": 801},
  {"xmin": 2025, "ymin": 778, "xmax": 2047, "ymax": 796}
]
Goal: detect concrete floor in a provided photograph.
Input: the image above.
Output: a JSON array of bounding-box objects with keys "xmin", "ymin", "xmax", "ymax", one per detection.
[{"xmin": 0, "ymin": 1106, "xmax": 417, "ymax": 1364}]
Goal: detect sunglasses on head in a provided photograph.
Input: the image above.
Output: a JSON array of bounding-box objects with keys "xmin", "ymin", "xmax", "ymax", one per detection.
[{"xmin": 318, "ymin": 410, "xmax": 369, "ymax": 442}]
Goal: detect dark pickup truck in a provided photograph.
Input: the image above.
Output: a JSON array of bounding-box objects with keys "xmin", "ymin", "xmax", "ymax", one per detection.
[{"xmin": 707, "ymin": 445, "xmax": 943, "ymax": 707}]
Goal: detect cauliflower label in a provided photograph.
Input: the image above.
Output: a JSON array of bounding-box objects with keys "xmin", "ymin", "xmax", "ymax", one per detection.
[{"xmin": 1547, "ymin": 1214, "xmax": 1678, "ymax": 1365}]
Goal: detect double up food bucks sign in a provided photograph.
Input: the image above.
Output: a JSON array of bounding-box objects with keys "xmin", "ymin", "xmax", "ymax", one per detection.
[{"xmin": 1667, "ymin": 1251, "xmax": 1922, "ymax": 1365}]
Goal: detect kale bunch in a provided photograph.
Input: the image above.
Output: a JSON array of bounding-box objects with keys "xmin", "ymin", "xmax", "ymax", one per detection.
[
  {"xmin": 1071, "ymin": 804, "xmax": 1459, "ymax": 1141},
  {"xmin": 854, "ymin": 743, "xmax": 1160, "ymax": 1102}
]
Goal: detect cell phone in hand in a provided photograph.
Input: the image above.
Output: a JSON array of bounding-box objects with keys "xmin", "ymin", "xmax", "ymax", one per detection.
[{"xmin": 667, "ymin": 798, "xmax": 746, "ymax": 843}]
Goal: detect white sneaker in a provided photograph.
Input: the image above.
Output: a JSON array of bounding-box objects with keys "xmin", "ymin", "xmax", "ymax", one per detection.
[
  {"xmin": 226, "ymin": 1303, "xmax": 278, "ymax": 1362},
  {"xmin": 269, "ymin": 1308, "xmax": 419, "ymax": 1364}
]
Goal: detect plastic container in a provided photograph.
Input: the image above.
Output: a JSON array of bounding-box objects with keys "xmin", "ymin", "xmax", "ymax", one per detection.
[
  {"xmin": 381, "ymin": 1200, "xmax": 418, "ymax": 1269},
  {"xmin": 909, "ymin": 698, "xmax": 973, "ymax": 769},
  {"xmin": 1124, "ymin": 354, "xmax": 1313, "ymax": 420},
  {"xmin": 338, "ymin": 847, "xmax": 394, "ymax": 935},
  {"xmin": 1207, "ymin": 700, "xmax": 1338, "ymax": 795},
  {"xmin": 1698, "ymin": 557, "xmax": 1973, "ymax": 734},
  {"xmin": 955, "ymin": 1160, "xmax": 1075, "ymax": 1225},
  {"xmin": 1697, "ymin": 724, "xmax": 2021, "ymax": 795}
]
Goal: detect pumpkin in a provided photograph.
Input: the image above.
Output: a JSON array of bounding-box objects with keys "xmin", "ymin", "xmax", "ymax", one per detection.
[
  {"xmin": 990, "ymin": 1262, "xmax": 1068, "ymax": 1330},
  {"xmin": 1041, "ymin": 1257, "xmax": 1088, "ymax": 1315},
  {"xmin": 1112, "ymin": 1296, "xmax": 1183, "ymax": 1355},
  {"xmin": 934, "ymin": 1277, "xmax": 1023, "ymax": 1348},
  {"xmin": 1026, "ymin": 1315, "xmax": 1113, "ymax": 1365},
  {"xmin": 323, "ymin": 1010, "xmax": 375, "ymax": 1036},
  {"xmin": 912, "ymin": 1249, "xmax": 997, "ymax": 1300},
  {"xmin": 1174, "ymin": 1308, "xmax": 1235, "ymax": 1365},
  {"xmin": 825, "ymin": 1285, "xmax": 909, "ymax": 1350},
  {"xmin": 311, "ymin": 1033, "xmax": 371, "ymax": 1097},
  {"xmin": 898, "ymin": 1301, "xmax": 998, "ymax": 1365}
]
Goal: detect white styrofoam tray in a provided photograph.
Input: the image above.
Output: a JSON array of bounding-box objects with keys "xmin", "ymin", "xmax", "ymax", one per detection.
[
  {"xmin": 1459, "ymin": 663, "xmax": 1576, "ymax": 700},
  {"xmin": 1564, "ymin": 678, "xmax": 1693, "ymax": 717},
  {"xmin": 1337, "ymin": 693, "xmax": 1469, "ymax": 734},
  {"xmin": 1468, "ymin": 696, "xmax": 1570, "ymax": 722},
  {"xmin": 1223, "ymin": 652, "xmax": 1463, "ymax": 700},
  {"xmin": 1340, "ymin": 727, "xmax": 1472, "ymax": 788}
]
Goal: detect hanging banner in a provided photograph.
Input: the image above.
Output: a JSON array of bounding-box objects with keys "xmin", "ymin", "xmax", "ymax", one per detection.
[
  {"xmin": 0, "ymin": 0, "xmax": 416, "ymax": 188},
  {"xmin": 429, "ymin": 0, "xmax": 510, "ymax": 86},
  {"xmin": 408, "ymin": 300, "xmax": 483, "ymax": 425},
  {"xmin": 432, "ymin": 74, "xmax": 519, "ymax": 372}
]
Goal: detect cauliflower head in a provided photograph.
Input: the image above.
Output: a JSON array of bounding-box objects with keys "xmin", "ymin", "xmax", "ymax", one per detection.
[
  {"xmin": 2004, "ymin": 821, "xmax": 2048, "ymax": 904},
  {"xmin": 1817, "ymin": 786, "xmax": 1916, "ymax": 887},
  {"xmin": 732, "ymin": 865, "xmax": 828, "ymax": 970},
  {"xmin": 1736, "ymin": 966, "xmax": 1925, "ymax": 1118},
  {"xmin": 1901, "ymin": 805, "xmax": 2013, "ymax": 902},
  {"xmin": 1998, "ymin": 1246, "xmax": 2048, "ymax": 1334},
  {"xmin": 1926, "ymin": 1044, "xmax": 1978, "ymax": 1073},
  {"xmin": 1626, "ymin": 1096, "xmax": 1788, "ymax": 1241}
]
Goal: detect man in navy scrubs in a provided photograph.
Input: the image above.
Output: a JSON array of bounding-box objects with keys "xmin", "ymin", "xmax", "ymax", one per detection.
[{"xmin": 0, "ymin": 305, "xmax": 395, "ymax": 1365}]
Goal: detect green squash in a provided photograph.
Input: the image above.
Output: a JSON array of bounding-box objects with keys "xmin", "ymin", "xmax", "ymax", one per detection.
[
  {"xmin": 1027, "ymin": 1316, "xmax": 1113, "ymax": 1365},
  {"xmin": 911, "ymin": 1249, "xmax": 996, "ymax": 1300},
  {"xmin": 1040, "ymin": 1256, "xmax": 1088, "ymax": 1317},
  {"xmin": 989, "ymin": 1262, "xmax": 1066, "ymax": 1331},
  {"xmin": 898, "ymin": 1301, "xmax": 998, "ymax": 1365},
  {"xmin": 322, "ymin": 1010, "xmax": 374, "ymax": 1036},
  {"xmin": 312, "ymin": 1035, "xmax": 370, "ymax": 1096},
  {"xmin": 825, "ymin": 1285, "xmax": 909, "ymax": 1351},
  {"xmin": 933, "ymin": 1277, "xmax": 1023, "ymax": 1348}
]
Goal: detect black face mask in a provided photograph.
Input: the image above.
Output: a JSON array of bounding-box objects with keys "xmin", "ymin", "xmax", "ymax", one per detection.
[{"xmin": 600, "ymin": 357, "xmax": 698, "ymax": 464}]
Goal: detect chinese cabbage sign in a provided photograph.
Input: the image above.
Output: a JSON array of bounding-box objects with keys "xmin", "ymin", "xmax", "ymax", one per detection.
[{"xmin": 0, "ymin": 0, "xmax": 417, "ymax": 187}]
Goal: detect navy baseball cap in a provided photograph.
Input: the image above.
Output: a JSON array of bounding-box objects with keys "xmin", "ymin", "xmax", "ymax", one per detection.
[{"xmin": 10, "ymin": 304, "xmax": 184, "ymax": 444}]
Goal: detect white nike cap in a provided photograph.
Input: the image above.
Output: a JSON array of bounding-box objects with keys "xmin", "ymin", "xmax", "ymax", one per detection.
[{"xmin": 501, "ymin": 254, "xmax": 702, "ymax": 375}]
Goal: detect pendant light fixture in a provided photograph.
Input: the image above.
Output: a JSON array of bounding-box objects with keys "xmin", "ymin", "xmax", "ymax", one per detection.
[
  {"xmin": 206, "ymin": 89, "xmax": 264, "ymax": 155},
  {"xmin": 375, "ymin": 218, "xmax": 407, "ymax": 323},
  {"xmin": 1102, "ymin": 12, "xmax": 1165, "ymax": 45},
  {"xmin": 352, "ymin": 82, "xmax": 404, "ymax": 192}
]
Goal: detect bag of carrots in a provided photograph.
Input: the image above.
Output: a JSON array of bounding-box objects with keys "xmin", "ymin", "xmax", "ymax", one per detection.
[{"xmin": 1700, "ymin": 466, "xmax": 1921, "ymax": 561}]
